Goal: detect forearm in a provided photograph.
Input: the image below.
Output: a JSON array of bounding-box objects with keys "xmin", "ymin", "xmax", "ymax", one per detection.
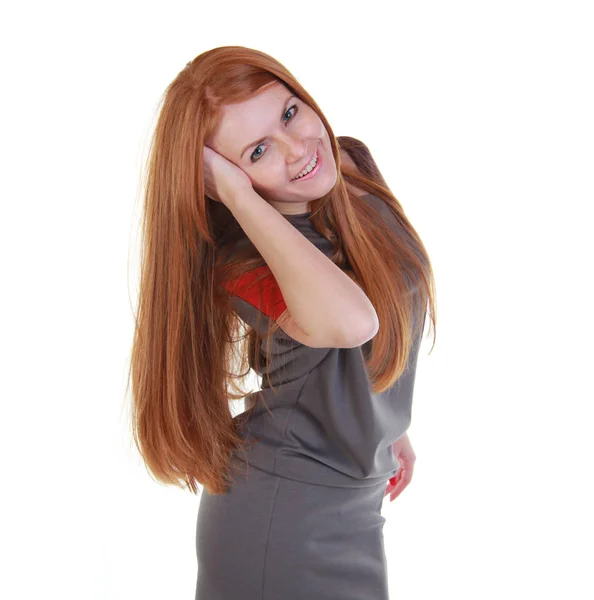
[{"xmin": 226, "ymin": 188, "xmax": 378, "ymax": 343}]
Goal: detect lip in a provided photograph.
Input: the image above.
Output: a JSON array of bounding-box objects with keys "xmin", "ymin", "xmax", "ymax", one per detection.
[{"xmin": 290, "ymin": 147, "xmax": 321, "ymax": 182}]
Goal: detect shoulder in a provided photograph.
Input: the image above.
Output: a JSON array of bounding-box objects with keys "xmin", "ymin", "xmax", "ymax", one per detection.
[
  {"xmin": 361, "ymin": 191, "xmax": 386, "ymax": 213},
  {"xmin": 361, "ymin": 192, "xmax": 402, "ymax": 237}
]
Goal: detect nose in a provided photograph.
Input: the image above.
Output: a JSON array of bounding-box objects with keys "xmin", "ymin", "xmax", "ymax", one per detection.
[{"xmin": 281, "ymin": 135, "xmax": 309, "ymax": 165}]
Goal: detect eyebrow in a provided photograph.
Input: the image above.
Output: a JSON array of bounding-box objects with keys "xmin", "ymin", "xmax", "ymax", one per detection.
[{"xmin": 240, "ymin": 94, "xmax": 298, "ymax": 160}]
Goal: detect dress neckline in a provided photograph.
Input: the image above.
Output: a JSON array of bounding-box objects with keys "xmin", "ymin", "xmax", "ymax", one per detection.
[
  {"xmin": 284, "ymin": 212, "xmax": 312, "ymax": 218},
  {"xmin": 282, "ymin": 193, "xmax": 376, "ymax": 220}
]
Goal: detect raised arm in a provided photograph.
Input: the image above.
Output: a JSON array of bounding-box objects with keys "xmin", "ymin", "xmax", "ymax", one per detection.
[{"xmin": 224, "ymin": 188, "xmax": 379, "ymax": 348}]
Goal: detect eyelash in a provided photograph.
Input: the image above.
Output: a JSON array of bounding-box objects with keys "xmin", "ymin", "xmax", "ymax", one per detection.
[{"xmin": 250, "ymin": 104, "xmax": 299, "ymax": 163}]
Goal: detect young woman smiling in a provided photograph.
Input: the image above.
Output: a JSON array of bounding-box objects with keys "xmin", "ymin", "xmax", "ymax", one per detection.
[{"xmin": 128, "ymin": 45, "xmax": 436, "ymax": 600}]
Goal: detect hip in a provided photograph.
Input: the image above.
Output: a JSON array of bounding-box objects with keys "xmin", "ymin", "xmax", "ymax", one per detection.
[{"xmin": 195, "ymin": 461, "xmax": 389, "ymax": 599}]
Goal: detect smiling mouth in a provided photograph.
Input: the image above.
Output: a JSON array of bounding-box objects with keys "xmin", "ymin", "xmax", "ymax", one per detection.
[{"xmin": 290, "ymin": 148, "xmax": 320, "ymax": 181}]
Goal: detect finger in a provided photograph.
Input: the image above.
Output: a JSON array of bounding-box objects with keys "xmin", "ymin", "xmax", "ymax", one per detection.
[
  {"xmin": 390, "ymin": 468, "xmax": 413, "ymax": 501},
  {"xmin": 389, "ymin": 470, "xmax": 408, "ymax": 501},
  {"xmin": 385, "ymin": 474, "xmax": 399, "ymax": 497}
]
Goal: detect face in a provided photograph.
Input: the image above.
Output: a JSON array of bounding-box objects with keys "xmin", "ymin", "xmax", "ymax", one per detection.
[{"xmin": 207, "ymin": 81, "xmax": 338, "ymax": 215}]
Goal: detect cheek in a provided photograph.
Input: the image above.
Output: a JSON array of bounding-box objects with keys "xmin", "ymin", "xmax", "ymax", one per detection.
[
  {"xmin": 251, "ymin": 160, "xmax": 286, "ymax": 188},
  {"xmin": 307, "ymin": 112, "xmax": 328, "ymax": 139}
]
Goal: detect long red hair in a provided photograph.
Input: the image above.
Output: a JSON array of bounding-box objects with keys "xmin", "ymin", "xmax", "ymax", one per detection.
[{"xmin": 127, "ymin": 46, "xmax": 436, "ymax": 495}]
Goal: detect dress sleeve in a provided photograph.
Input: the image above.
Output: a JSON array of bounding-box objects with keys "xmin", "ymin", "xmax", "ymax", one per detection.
[{"xmin": 221, "ymin": 265, "xmax": 288, "ymax": 334}]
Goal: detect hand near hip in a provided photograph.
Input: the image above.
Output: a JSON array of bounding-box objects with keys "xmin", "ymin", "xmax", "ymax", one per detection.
[{"xmin": 385, "ymin": 433, "xmax": 416, "ymax": 502}]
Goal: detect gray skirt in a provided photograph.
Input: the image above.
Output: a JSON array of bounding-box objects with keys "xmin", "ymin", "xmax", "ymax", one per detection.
[{"xmin": 194, "ymin": 459, "xmax": 389, "ymax": 600}]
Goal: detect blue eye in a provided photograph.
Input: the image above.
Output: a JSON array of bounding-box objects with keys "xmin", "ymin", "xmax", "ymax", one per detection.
[{"xmin": 250, "ymin": 104, "xmax": 298, "ymax": 163}]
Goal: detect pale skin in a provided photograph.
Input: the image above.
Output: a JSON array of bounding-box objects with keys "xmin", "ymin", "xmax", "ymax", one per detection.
[
  {"xmin": 204, "ymin": 79, "xmax": 338, "ymax": 214},
  {"xmin": 203, "ymin": 80, "xmax": 415, "ymax": 501},
  {"xmin": 386, "ymin": 433, "xmax": 416, "ymax": 502}
]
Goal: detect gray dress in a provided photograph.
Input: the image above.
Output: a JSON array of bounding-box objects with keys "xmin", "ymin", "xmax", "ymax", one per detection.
[{"xmin": 195, "ymin": 193, "xmax": 424, "ymax": 599}]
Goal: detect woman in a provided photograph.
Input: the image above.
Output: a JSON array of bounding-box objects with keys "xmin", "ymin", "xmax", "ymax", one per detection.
[{"xmin": 128, "ymin": 45, "xmax": 436, "ymax": 599}]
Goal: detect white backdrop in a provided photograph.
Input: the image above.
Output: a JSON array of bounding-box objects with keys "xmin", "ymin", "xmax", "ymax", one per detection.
[{"xmin": 1, "ymin": 1, "xmax": 592, "ymax": 598}]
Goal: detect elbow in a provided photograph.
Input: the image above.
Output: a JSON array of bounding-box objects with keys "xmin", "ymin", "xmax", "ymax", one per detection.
[
  {"xmin": 359, "ymin": 315, "xmax": 380, "ymax": 345},
  {"xmin": 341, "ymin": 311, "xmax": 379, "ymax": 348}
]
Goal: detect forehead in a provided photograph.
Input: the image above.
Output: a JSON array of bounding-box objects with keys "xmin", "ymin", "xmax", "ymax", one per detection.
[{"xmin": 209, "ymin": 81, "xmax": 291, "ymax": 155}]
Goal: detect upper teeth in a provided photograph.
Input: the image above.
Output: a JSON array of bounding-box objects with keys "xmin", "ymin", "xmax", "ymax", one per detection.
[{"xmin": 292, "ymin": 151, "xmax": 318, "ymax": 180}]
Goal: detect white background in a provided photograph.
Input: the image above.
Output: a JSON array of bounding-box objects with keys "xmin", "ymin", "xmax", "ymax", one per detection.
[{"xmin": 1, "ymin": 1, "xmax": 592, "ymax": 598}]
